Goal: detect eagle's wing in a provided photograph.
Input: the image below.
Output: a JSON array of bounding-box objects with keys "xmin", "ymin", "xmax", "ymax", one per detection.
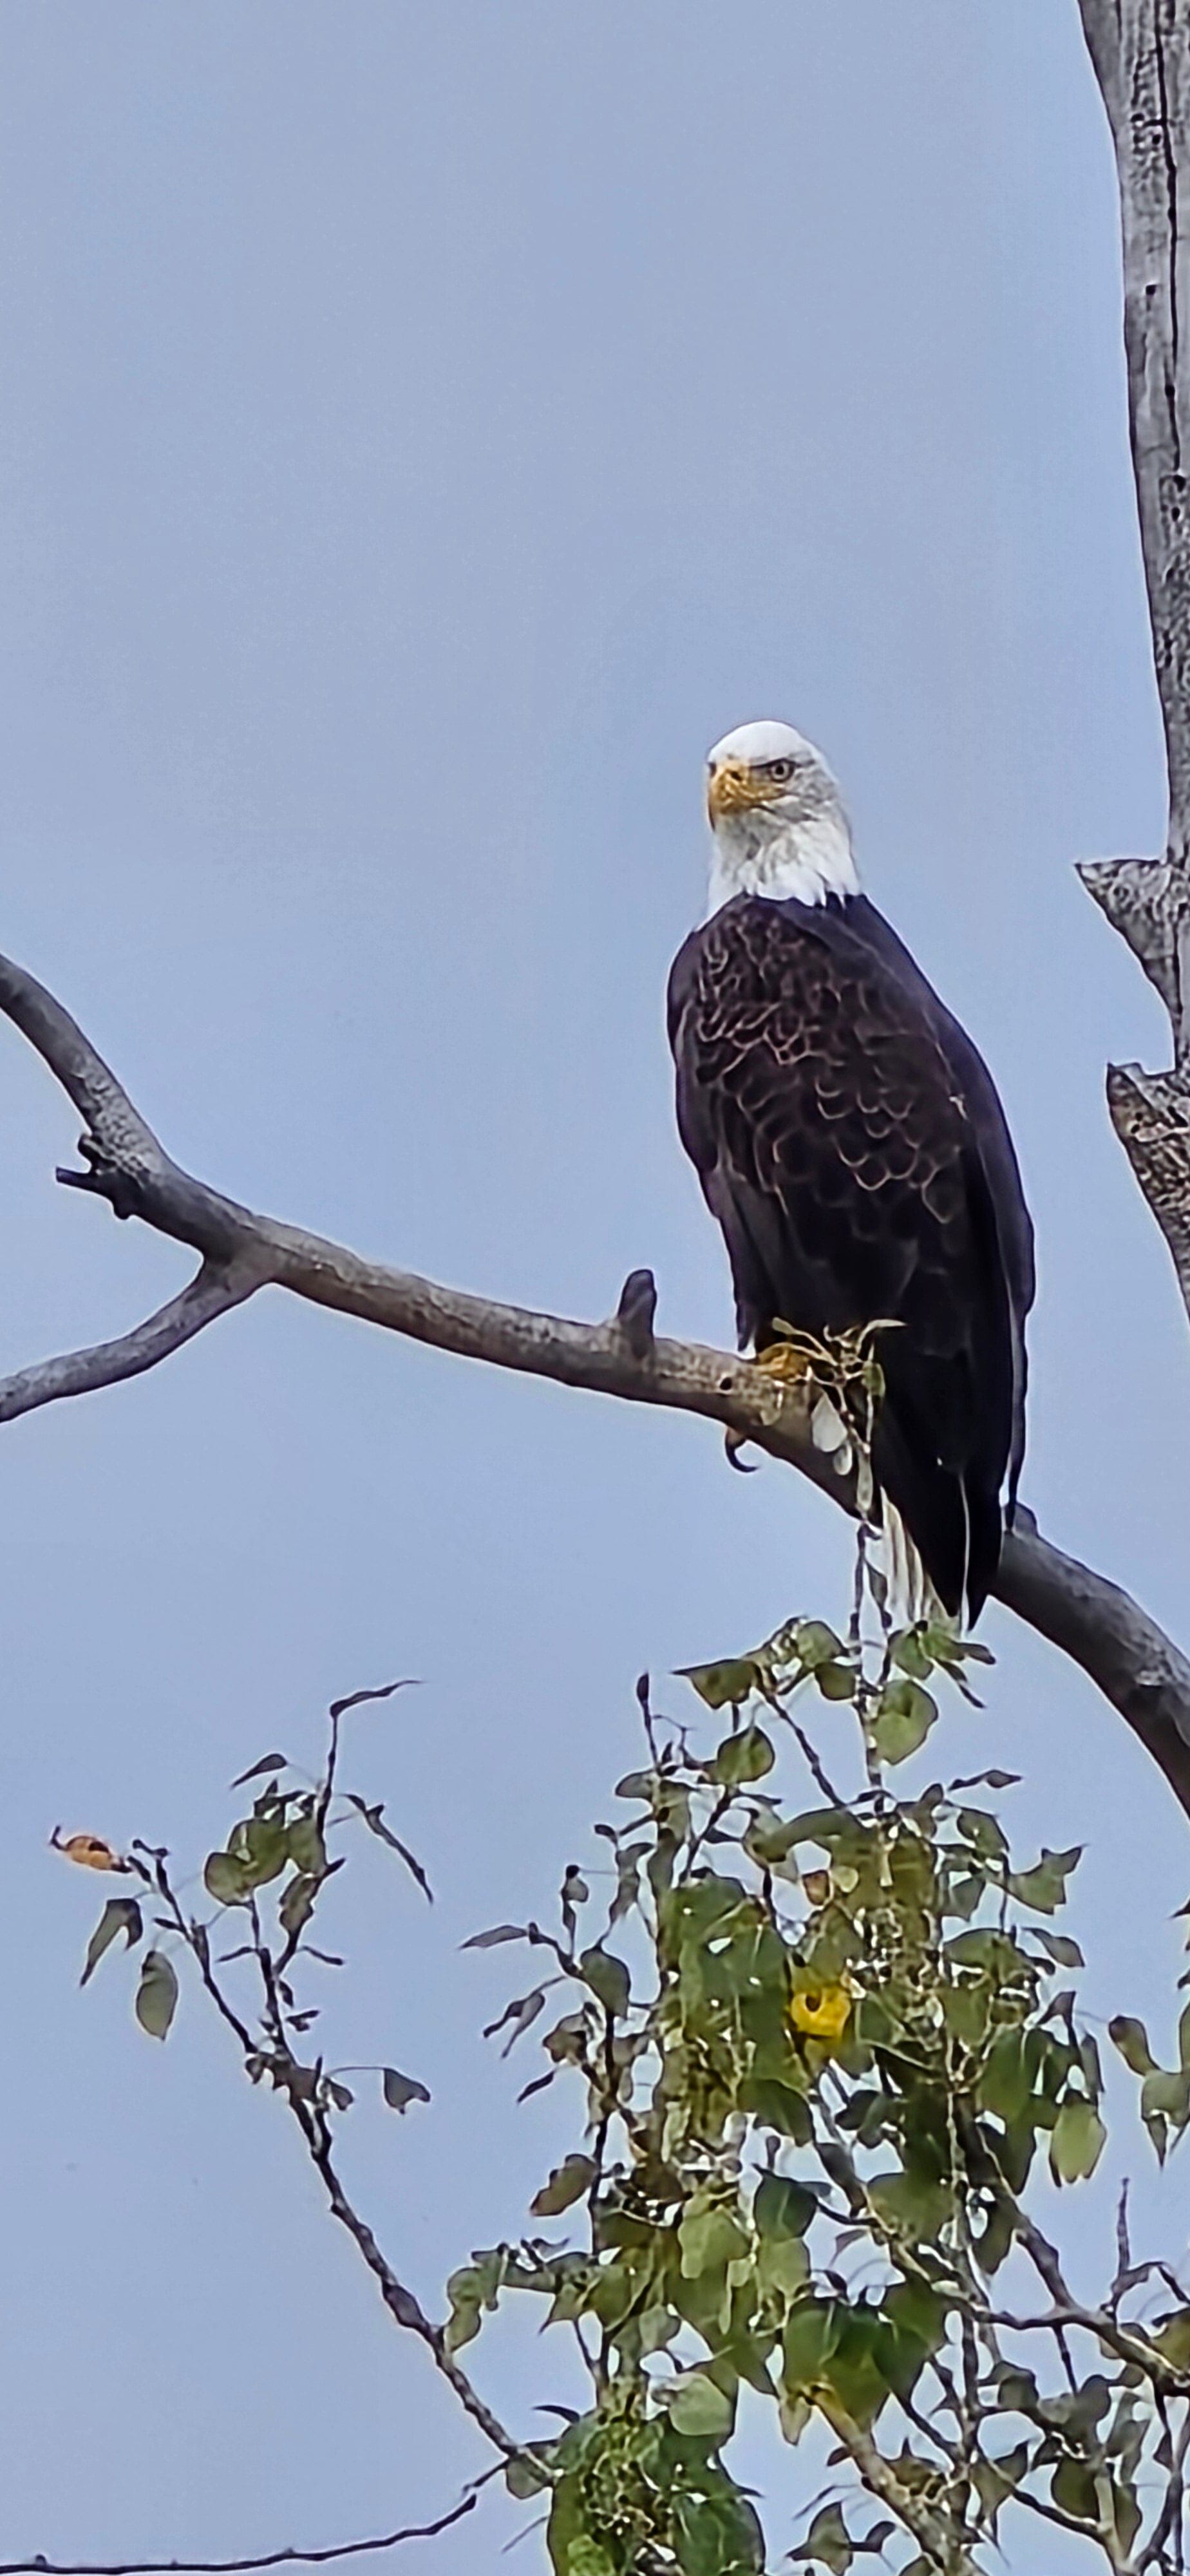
[
  {"xmin": 668, "ymin": 896, "xmax": 1017, "ymax": 1612},
  {"xmin": 842, "ymin": 896, "xmax": 1035, "ymax": 1511}
]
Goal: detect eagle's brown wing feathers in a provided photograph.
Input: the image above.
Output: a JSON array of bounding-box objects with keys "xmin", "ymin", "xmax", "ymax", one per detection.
[{"xmin": 669, "ymin": 896, "xmax": 1018, "ymax": 1616}]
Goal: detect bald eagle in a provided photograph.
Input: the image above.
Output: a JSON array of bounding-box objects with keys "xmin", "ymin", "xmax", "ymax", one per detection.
[{"xmin": 668, "ymin": 721, "xmax": 1034, "ymax": 1622}]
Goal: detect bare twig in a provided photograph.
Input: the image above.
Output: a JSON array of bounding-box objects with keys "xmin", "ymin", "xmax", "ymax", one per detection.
[
  {"xmin": 148, "ymin": 1843, "xmax": 531, "ymax": 2476},
  {"xmin": 1, "ymin": 945, "xmax": 1190, "ymax": 1812},
  {"xmin": 0, "ymin": 2494, "xmax": 478, "ymax": 2575}
]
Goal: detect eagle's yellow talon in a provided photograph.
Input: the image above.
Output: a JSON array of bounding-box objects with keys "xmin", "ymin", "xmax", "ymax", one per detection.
[{"xmin": 753, "ymin": 1341, "xmax": 812, "ymax": 1386}]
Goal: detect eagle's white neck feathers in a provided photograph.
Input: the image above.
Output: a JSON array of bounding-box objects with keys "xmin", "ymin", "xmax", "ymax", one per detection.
[
  {"xmin": 706, "ymin": 808, "xmax": 858, "ymax": 915},
  {"xmin": 703, "ymin": 718, "xmax": 860, "ymax": 918}
]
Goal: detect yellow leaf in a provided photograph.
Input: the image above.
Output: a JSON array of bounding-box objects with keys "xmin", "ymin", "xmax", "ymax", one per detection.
[
  {"xmin": 53, "ymin": 1829, "xmax": 127, "ymax": 1872},
  {"xmin": 789, "ymin": 1983, "xmax": 852, "ymax": 2042}
]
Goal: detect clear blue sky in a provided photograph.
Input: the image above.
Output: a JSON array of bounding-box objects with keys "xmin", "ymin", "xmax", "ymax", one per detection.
[{"xmin": 0, "ymin": 6, "xmax": 1184, "ymax": 2570}]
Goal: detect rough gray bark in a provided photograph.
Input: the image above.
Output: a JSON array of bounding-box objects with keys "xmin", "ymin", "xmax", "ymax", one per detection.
[
  {"xmin": 1078, "ymin": 1, "xmax": 1190, "ymax": 1311},
  {"xmin": 1, "ymin": 949, "xmax": 1189, "ymax": 1815}
]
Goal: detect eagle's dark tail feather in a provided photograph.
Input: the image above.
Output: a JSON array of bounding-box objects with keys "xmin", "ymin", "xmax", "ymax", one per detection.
[{"xmin": 871, "ymin": 1410, "xmax": 1002, "ymax": 1625}]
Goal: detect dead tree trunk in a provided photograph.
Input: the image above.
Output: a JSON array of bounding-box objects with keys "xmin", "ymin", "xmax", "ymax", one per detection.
[{"xmin": 1079, "ymin": 1, "xmax": 1190, "ymax": 1309}]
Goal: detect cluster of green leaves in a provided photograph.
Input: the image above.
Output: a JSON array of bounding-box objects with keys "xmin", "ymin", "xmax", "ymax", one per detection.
[
  {"xmin": 66, "ymin": 1617, "xmax": 1190, "ymax": 2573},
  {"xmin": 451, "ymin": 1611, "xmax": 1190, "ymax": 2574}
]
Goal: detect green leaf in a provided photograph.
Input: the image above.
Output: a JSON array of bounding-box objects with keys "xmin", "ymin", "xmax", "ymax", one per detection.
[
  {"xmin": 80, "ymin": 1897, "xmax": 143, "ymax": 1986},
  {"xmin": 1007, "ymin": 1846, "xmax": 1081, "ymax": 1913},
  {"xmin": 461, "ymin": 1923, "xmax": 527, "ymax": 1949},
  {"xmin": 443, "ymin": 2258, "xmax": 500, "ymax": 2353},
  {"xmin": 287, "ymin": 1815, "xmax": 328, "ymax": 1879},
  {"xmin": 135, "ymin": 1949, "xmax": 178, "ymax": 2041},
  {"xmin": 822, "ymin": 2307, "xmax": 895, "ymax": 2430},
  {"xmin": 561, "ymin": 2544, "xmax": 614, "ymax": 2576},
  {"xmin": 955, "ymin": 1806, "xmax": 1008, "ymax": 1862},
  {"xmin": 971, "ymin": 2445, "xmax": 1028, "ymax": 2520},
  {"xmin": 1050, "ymin": 2097, "xmax": 1106, "ymax": 2184},
  {"xmin": 531, "ymin": 2155, "xmax": 596, "ymax": 2217},
  {"xmin": 815, "ymin": 1660, "xmax": 856, "ymax": 1701},
  {"xmin": 229, "ymin": 1754, "xmax": 288, "ymax": 1788},
  {"xmin": 679, "ymin": 2203, "xmax": 749, "ymax": 2278},
  {"xmin": 1051, "ymin": 2458, "xmax": 1099, "ymax": 2524},
  {"xmin": 744, "ymin": 1813, "xmax": 803, "ymax": 1873},
  {"xmin": 979, "ymin": 2029, "xmax": 1030, "ymax": 2125},
  {"xmin": 578, "ymin": 1947, "xmax": 630, "ymax": 2018},
  {"xmin": 504, "ymin": 2452, "xmax": 552, "ymax": 2502},
  {"xmin": 793, "ymin": 1622, "xmax": 845, "ymax": 1671},
  {"xmin": 1033, "ymin": 1929, "xmax": 1085, "ymax": 1969},
  {"xmin": 794, "ymin": 2503, "xmax": 852, "ymax": 2573},
  {"xmin": 1141, "ymin": 2065, "xmax": 1190, "ymax": 2143},
  {"xmin": 673, "ymin": 2481, "xmax": 764, "ymax": 2576},
  {"xmin": 638, "ymin": 2306, "xmax": 678, "ymax": 2355},
  {"xmin": 712, "ymin": 1725, "xmax": 774, "ymax": 1785},
  {"xmin": 229, "ymin": 1815, "xmax": 289, "ymax": 1889},
  {"xmin": 279, "ymin": 1872, "xmax": 320, "ymax": 1938},
  {"xmin": 754, "ymin": 2174, "xmax": 816, "ymax": 2239},
  {"xmin": 677, "ymin": 1658, "xmax": 759, "ymax": 1709},
  {"xmin": 782, "ymin": 2298, "xmax": 841, "ymax": 2390},
  {"xmin": 382, "ymin": 2065, "xmax": 430, "ymax": 2114},
  {"xmin": 1113, "ymin": 2020, "xmax": 1159, "ymax": 2081},
  {"xmin": 1153, "ymin": 2308, "xmax": 1190, "ymax": 2369},
  {"xmin": 891, "ymin": 1629, "xmax": 934, "ymax": 1681},
  {"xmin": 665, "ymin": 2371, "xmax": 735, "ymax": 2441},
  {"xmin": 882, "ymin": 2279, "xmax": 947, "ymax": 2365},
  {"xmin": 757, "ymin": 2232, "xmax": 810, "ymax": 2298},
  {"xmin": 871, "ymin": 1680, "xmax": 937, "ymax": 1766},
  {"xmin": 203, "ymin": 1850, "xmax": 251, "ymax": 1906},
  {"xmin": 326, "ymin": 1679, "xmax": 420, "ymax": 1723},
  {"xmin": 867, "ymin": 2169, "xmax": 952, "ymax": 2240}
]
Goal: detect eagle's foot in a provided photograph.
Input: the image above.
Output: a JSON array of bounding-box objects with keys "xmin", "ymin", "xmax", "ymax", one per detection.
[{"xmin": 753, "ymin": 1340, "xmax": 813, "ymax": 1388}]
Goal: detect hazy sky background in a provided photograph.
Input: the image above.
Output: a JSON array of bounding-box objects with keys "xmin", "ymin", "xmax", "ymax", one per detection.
[{"xmin": 0, "ymin": 5, "xmax": 1185, "ymax": 2570}]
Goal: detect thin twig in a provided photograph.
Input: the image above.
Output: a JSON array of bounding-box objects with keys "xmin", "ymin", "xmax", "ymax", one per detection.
[
  {"xmin": 149, "ymin": 1843, "xmax": 533, "ymax": 2475},
  {"xmin": 0, "ymin": 2496, "xmax": 478, "ymax": 2575}
]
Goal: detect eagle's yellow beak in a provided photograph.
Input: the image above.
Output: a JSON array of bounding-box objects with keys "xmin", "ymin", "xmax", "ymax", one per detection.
[{"xmin": 707, "ymin": 760, "xmax": 775, "ymax": 825}]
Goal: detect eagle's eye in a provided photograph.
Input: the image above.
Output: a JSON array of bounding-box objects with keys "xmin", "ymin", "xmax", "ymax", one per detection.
[{"xmin": 764, "ymin": 757, "xmax": 795, "ymax": 784}]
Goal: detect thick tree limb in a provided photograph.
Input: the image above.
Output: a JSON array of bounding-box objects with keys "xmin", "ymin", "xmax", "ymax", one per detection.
[
  {"xmin": 1078, "ymin": 2, "xmax": 1190, "ymax": 1311},
  {"xmin": 1, "ymin": 951, "xmax": 1189, "ymax": 1814}
]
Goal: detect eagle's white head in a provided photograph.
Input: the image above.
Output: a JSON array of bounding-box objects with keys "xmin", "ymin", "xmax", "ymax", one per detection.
[{"xmin": 704, "ymin": 719, "xmax": 859, "ymax": 916}]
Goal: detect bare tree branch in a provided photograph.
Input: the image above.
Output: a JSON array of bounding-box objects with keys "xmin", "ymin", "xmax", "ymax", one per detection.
[
  {"xmin": 0, "ymin": 1259, "xmax": 262, "ymax": 1425},
  {"xmin": 997, "ymin": 1508, "xmax": 1190, "ymax": 1816},
  {"xmin": 0, "ymin": 2494, "xmax": 477, "ymax": 2575},
  {"xmin": 1, "ymin": 945, "xmax": 1189, "ymax": 1812},
  {"xmin": 1077, "ymin": 2, "xmax": 1190, "ymax": 1310}
]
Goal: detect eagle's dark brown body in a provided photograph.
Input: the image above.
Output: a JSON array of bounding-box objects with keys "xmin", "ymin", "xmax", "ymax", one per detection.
[{"xmin": 668, "ymin": 891, "xmax": 1034, "ymax": 1618}]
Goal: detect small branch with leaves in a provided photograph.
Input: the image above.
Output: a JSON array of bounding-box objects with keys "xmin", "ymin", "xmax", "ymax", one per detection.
[
  {"xmin": 59, "ymin": 1680, "xmax": 536, "ymax": 2509},
  {"xmin": 59, "ymin": 1541, "xmax": 1190, "ymax": 2573}
]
